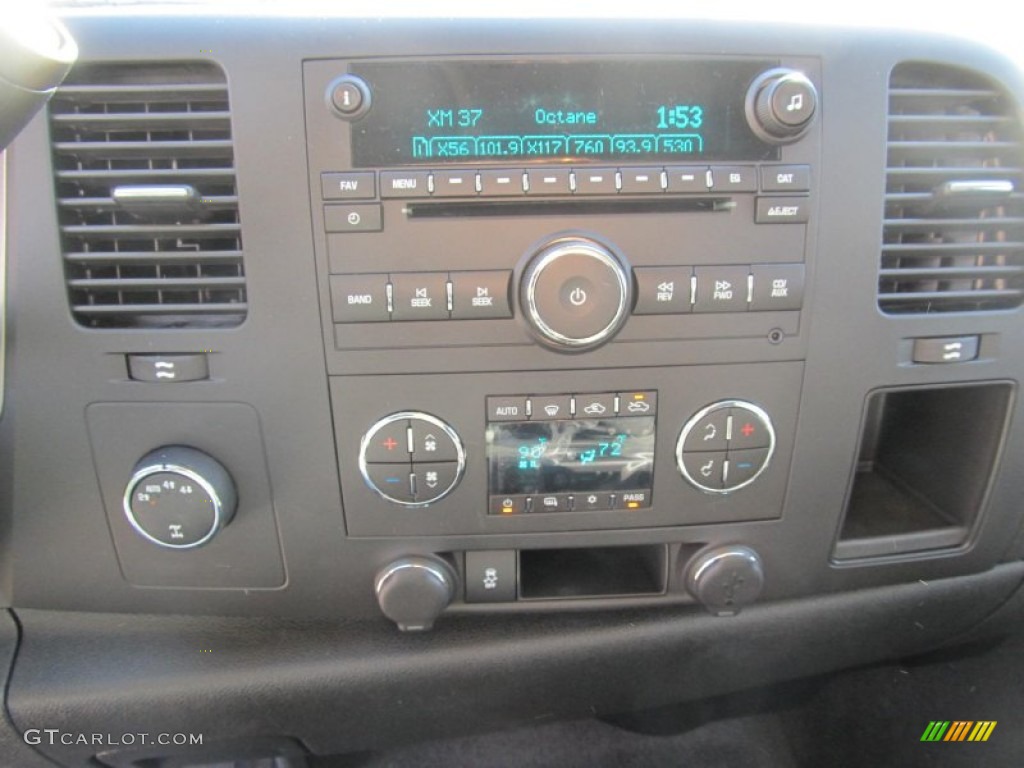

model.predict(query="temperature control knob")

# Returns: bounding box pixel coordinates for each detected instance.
[746,68,818,144]
[123,446,237,549]
[520,236,631,352]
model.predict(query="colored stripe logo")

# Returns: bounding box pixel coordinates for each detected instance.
[921,721,997,742]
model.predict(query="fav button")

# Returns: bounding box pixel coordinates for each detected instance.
[321,172,376,200]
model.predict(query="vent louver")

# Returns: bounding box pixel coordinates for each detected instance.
[49,61,246,328]
[880,62,1024,314]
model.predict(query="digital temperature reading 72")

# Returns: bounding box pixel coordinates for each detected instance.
[350,60,777,166]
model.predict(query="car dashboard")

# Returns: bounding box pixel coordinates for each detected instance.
[1,7,1024,767]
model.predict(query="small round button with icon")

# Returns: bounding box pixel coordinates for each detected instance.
[325,74,372,120]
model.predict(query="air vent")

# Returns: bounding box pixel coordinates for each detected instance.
[49,61,246,328]
[880,62,1024,314]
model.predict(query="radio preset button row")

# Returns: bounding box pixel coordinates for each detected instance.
[356,164,809,202]
[486,391,656,422]
[331,270,512,323]
[633,263,805,315]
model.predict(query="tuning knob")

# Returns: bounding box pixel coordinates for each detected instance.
[520,236,631,352]
[375,556,457,632]
[686,546,765,616]
[123,446,237,549]
[746,68,818,144]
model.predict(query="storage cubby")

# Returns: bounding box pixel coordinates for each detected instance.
[834,383,1013,560]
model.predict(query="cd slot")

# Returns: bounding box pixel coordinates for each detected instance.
[404,197,736,219]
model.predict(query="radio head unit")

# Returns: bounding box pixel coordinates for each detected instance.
[346,59,782,166]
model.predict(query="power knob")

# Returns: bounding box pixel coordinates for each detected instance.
[520,236,631,352]
[745,68,818,144]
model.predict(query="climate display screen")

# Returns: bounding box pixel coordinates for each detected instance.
[349,59,777,166]
[487,417,655,496]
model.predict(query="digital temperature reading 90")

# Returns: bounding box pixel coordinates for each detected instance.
[349,59,777,166]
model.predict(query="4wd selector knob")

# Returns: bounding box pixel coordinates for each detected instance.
[123,446,237,549]
[520,236,631,352]
[746,68,818,144]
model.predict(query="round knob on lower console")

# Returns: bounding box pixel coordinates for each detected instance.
[375,556,457,632]
[745,68,818,144]
[123,446,237,549]
[520,236,631,352]
[686,546,765,616]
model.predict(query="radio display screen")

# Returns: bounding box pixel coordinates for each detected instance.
[349,59,778,166]
[487,416,655,497]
